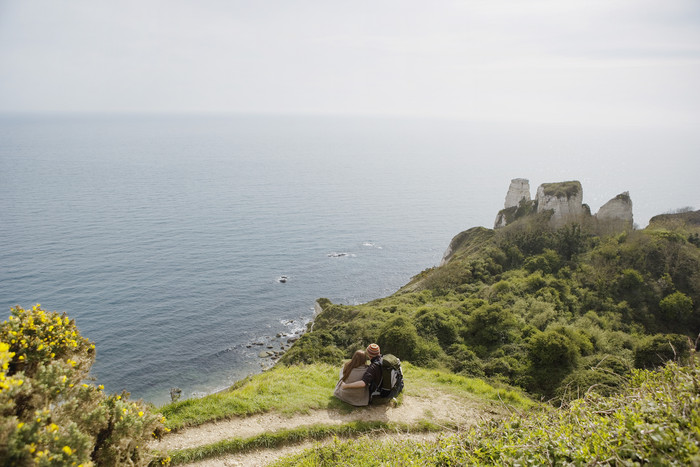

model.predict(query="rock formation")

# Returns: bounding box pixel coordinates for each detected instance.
[535,181,586,228]
[494,178,633,233]
[504,178,531,209]
[494,178,534,229]
[594,192,633,233]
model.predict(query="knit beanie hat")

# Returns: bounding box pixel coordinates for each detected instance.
[366,343,381,358]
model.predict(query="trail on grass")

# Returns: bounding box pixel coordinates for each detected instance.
[152,390,506,466]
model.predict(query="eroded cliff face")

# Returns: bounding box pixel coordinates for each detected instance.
[595,192,633,233]
[493,178,633,233]
[504,178,531,209]
[535,181,586,228]
[494,178,533,228]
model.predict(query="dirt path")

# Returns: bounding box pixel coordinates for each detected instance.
[153,391,499,466]
[182,431,444,467]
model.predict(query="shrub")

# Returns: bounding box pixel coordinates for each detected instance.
[527,328,582,396]
[633,333,690,369]
[413,309,460,348]
[524,249,560,274]
[278,331,344,365]
[463,304,520,348]
[528,329,581,370]
[377,316,419,362]
[0,305,168,466]
[447,344,484,377]
[659,291,694,321]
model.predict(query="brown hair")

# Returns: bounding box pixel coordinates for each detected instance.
[342,350,367,382]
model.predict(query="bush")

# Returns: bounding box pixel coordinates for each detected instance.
[659,291,694,321]
[377,316,419,362]
[0,305,168,466]
[413,309,460,348]
[528,329,581,370]
[447,344,484,377]
[278,331,344,366]
[633,333,690,369]
[463,304,520,348]
[524,249,561,274]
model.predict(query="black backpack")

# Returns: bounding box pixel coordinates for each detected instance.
[369,354,404,404]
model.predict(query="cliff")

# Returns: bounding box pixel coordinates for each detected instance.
[495,178,633,232]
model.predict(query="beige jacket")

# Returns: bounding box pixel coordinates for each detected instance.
[333,366,369,406]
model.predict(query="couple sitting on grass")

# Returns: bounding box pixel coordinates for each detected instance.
[334,343,403,406]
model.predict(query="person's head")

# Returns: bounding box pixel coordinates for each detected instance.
[342,349,368,381]
[366,343,381,360]
[349,349,367,368]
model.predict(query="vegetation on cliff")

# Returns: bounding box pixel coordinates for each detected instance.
[281,209,700,401]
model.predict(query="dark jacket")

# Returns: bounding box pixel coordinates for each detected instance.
[361,355,383,393]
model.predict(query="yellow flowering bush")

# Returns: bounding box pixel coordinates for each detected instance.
[0,305,169,466]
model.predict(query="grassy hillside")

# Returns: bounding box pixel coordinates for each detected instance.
[159,363,533,431]
[280,210,700,400]
[273,362,700,466]
[157,363,533,465]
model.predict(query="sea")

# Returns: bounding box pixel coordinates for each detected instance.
[1,114,698,406]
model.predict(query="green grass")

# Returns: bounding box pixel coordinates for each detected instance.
[540,181,581,199]
[272,363,700,467]
[405,364,534,409]
[159,364,342,430]
[158,362,533,431]
[167,420,446,465]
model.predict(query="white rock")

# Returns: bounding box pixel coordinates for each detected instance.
[504,178,531,209]
[595,192,633,230]
[536,181,585,228]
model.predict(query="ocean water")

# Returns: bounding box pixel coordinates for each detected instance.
[1,114,698,405]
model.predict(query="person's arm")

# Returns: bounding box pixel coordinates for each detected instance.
[341,380,366,389]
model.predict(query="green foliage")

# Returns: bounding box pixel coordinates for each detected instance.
[528,328,581,370]
[463,304,520,350]
[555,354,631,400]
[523,248,561,274]
[446,344,484,377]
[554,223,590,260]
[634,333,691,369]
[541,180,582,199]
[660,291,694,321]
[377,316,420,361]
[275,363,700,466]
[0,305,167,466]
[412,308,460,348]
[277,331,344,366]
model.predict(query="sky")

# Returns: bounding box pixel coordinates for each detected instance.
[1,0,699,127]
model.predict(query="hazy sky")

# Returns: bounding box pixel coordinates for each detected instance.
[1,0,699,127]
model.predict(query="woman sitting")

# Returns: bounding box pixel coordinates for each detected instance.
[333,350,369,406]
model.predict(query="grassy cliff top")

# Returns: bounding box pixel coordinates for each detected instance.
[540,180,582,198]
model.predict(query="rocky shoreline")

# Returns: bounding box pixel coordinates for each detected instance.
[249,331,301,362]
